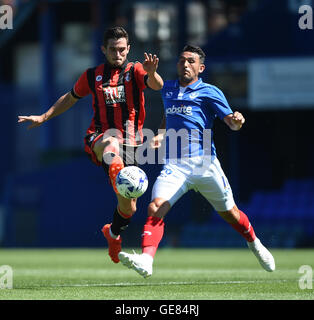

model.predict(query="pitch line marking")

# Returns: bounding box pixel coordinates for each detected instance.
[52,279,292,288]
[13,279,295,289]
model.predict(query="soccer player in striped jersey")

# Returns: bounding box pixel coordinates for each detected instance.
[118,44,275,277]
[18,27,164,264]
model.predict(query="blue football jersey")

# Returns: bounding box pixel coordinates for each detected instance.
[161,78,233,159]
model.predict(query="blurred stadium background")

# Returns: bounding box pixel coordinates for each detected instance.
[1,0,314,249]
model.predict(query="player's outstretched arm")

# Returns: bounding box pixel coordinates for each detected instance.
[143,52,164,90]
[18,91,78,129]
[224,111,245,131]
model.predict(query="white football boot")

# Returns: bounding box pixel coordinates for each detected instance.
[119,251,153,278]
[247,238,275,272]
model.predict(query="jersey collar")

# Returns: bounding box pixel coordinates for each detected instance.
[176,78,203,90]
[105,59,129,70]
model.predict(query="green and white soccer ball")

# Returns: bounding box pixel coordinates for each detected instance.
[116,166,148,199]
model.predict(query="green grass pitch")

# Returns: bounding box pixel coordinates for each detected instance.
[0,248,313,300]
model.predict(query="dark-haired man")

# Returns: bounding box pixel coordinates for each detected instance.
[18,27,164,264]
[119,45,275,277]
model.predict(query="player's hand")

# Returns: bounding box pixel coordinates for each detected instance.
[230,111,245,130]
[150,133,164,149]
[17,115,46,129]
[143,53,159,75]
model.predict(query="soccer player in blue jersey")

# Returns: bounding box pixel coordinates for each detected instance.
[119,45,275,277]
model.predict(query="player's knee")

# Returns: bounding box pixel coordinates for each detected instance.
[103,136,119,153]
[147,199,162,216]
[93,136,120,162]
[148,198,170,219]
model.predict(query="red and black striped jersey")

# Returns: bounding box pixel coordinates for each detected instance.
[72,60,148,146]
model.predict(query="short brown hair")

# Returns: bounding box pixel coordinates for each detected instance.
[103,26,129,47]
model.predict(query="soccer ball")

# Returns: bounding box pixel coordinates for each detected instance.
[116,166,148,199]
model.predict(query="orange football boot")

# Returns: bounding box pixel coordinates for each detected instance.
[102,224,122,263]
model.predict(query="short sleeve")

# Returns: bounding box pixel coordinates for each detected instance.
[133,62,148,91]
[206,86,233,120]
[73,69,91,98]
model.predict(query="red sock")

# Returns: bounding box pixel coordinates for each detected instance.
[230,210,256,242]
[142,216,165,258]
[109,156,124,194]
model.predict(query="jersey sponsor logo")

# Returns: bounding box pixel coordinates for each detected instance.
[96,75,102,81]
[103,85,126,104]
[165,104,193,116]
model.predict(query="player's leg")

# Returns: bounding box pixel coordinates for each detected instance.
[202,158,256,242]
[93,135,124,193]
[218,205,275,271]
[102,195,137,263]
[93,135,136,263]
[111,194,137,237]
[195,157,256,242]
[143,163,190,259]
[106,143,139,239]
[218,205,256,242]
[141,198,170,257]
[197,158,275,271]
[118,198,170,278]
[119,163,188,277]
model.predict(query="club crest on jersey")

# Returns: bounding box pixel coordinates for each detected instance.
[124,72,131,82]
[103,85,126,104]
[96,75,102,82]
[189,92,199,99]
